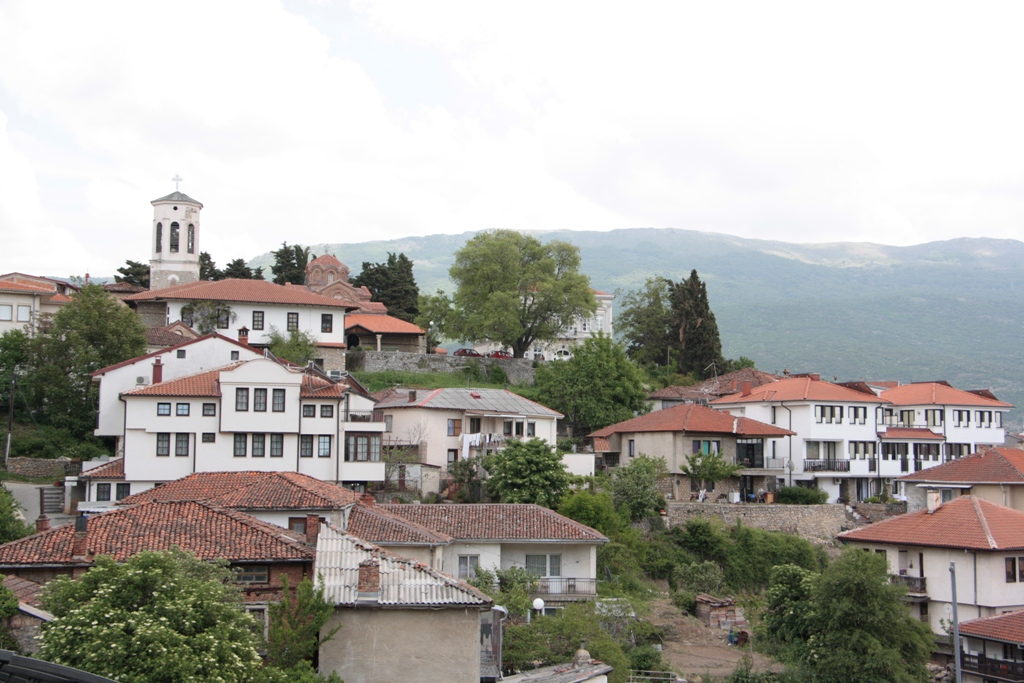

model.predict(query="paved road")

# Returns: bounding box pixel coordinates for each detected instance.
[5,481,74,528]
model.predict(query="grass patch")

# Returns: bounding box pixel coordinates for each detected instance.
[352,369,540,401]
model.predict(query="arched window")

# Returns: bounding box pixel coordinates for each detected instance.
[327,272,335,284]
[169,222,180,253]
[187,224,195,254]
[155,223,163,253]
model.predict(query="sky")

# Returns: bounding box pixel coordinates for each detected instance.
[3,0,1024,277]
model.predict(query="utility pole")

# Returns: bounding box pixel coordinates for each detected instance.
[4,367,15,470]
[950,562,962,683]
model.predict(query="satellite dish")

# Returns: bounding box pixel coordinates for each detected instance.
[944,603,953,614]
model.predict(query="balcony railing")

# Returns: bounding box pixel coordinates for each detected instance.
[889,574,927,594]
[736,457,785,470]
[345,411,378,423]
[804,459,851,472]
[962,653,1024,681]
[530,578,597,597]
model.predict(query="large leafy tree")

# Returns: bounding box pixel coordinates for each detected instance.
[761,549,934,683]
[271,242,310,285]
[669,270,724,376]
[423,230,596,358]
[350,252,419,323]
[484,438,570,508]
[114,260,150,288]
[198,252,223,281]
[616,277,673,368]
[535,334,648,437]
[223,258,265,280]
[680,448,742,494]
[610,455,667,521]
[267,327,318,365]
[266,575,340,670]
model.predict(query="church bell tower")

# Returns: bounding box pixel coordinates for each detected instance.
[149,176,202,290]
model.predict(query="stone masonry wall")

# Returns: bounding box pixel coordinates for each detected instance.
[666,502,846,546]
[6,458,72,480]
[353,350,536,385]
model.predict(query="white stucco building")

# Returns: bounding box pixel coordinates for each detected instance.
[0,274,76,336]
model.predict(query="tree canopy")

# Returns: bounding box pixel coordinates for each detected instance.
[680,447,742,494]
[181,300,235,335]
[484,438,570,508]
[421,230,596,357]
[223,258,265,280]
[115,260,150,288]
[350,252,419,323]
[535,334,648,437]
[271,243,311,285]
[610,456,667,521]
[615,277,673,368]
[198,252,223,281]
[267,327,318,366]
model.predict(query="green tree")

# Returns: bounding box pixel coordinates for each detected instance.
[431,230,597,358]
[0,487,32,544]
[616,277,673,368]
[266,575,340,670]
[484,438,570,508]
[271,242,307,285]
[680,448,742,494]
[198,252,223,281]
[223,258,264,280]
[669,270,724,376]
[610,455,667,521]
[0,330,31,422]
[415,290,454,352]
[469,566,536,619]
[351,252,420,323]
[39,549,264,683]
[180,300,235,335]
[557,489,625,537]
[535,334,648,437]
[0,580,20,651]
[114,260,150,289]
[267,327,318,366]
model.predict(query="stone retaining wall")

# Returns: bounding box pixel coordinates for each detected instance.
[666,501,846,546]
[6,457,73,480]
[353,350,536,385]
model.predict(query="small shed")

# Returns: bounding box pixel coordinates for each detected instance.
[695,593,748,631]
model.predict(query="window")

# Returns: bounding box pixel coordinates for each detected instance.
[252,434,266,457]
[997,412,1004,428]
[385,415,392,432]
[169,222,179,252]
[214,309,229,329]
[270,434,283,457]
[1008,557,1018,583]
[0,305,10,321]
[155,222,162,253]
[690,477,715,492]
[814,405,843,424]
[503,421,513,436]
[976,411,993,427]
[925,409,943,427]
[115,483,131,500]
[770,406,777,425]
[16,306,30,322]
[469,417,481,433]
[187,224,194,254]
[447,449,459,464]
[914,443,940,461]
[882,442,909,460]
[628,439,635,457]
[157,403,171,416]
[234,434,247,457]
[235,388,249,411]
[202,403,216,416]
[287,312,299,331]
[848,442,877,459]
[898,409,914,426]
[882,408,896,425]
[321,314,333,333]
[253,388,267,412]
[202,433,216,443]
[946,443,970,459]
[231,351,240,361]
[318,435,332,457]
[235,566,269,584]
[177,349,187,359]
[300,435,314,457]
[849,406,867,424]
[345,434,381,461]
[289,517,309,534]
[272,389,285,412]
[692,440,721,455]
[527,421,536,437]
[941,489,953,503]
[156,433,170,456]
[96,483,111,501]
[736,438,764,467]
[303,405,316,417]
[458,555,479,579]
[525,554,561,577]
[175,434,189,456]
[176,403,190,416]
[448,419,461,437]
[320,405,334,418]
[515,421,524,437]
[252,311,264,330]
[953,410,970,427]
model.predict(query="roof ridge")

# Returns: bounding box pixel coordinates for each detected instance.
[973,496,999,549]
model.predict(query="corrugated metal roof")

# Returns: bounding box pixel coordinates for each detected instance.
[315,525,491,607]
[376,388,562,418]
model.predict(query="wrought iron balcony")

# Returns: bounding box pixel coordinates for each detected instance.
[962,653,1024,681]
[803,459,851,472]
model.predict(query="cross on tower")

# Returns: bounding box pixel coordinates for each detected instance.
[171,174,183,191]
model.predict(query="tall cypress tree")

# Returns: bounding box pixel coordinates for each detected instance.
[669,269,724,376]
[271,242,305,284]
[351,252,420,323]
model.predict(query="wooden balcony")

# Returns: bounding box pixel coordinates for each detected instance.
[962,653,1024,681]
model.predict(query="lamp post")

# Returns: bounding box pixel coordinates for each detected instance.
[532,597,545,623]
[950,562,962,683]
[4,366,17,470]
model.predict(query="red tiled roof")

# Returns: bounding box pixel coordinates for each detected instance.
[589,403,794,439]
[959,609,1024,643]
[145,326,197,347]
[80,458,124,480]
[593,437,611,452]
[882,382,1012,408]
[371,387,408,404]
[301,373,348,398]
[103,282,147,294]
[378,504,608,543]
[0,501,314,566]
[899,447,1024,484]
[347,505,453,546]
[118,471,359,510]
[712,376,889,405]
[345,313,424,335]
[91,333,257,377]
[0,280,53,293]
[121,364,238,397]
[838,496,1024,551]
[879,428,944,441]
[2,575,44,607]
[124,278,358,309]
[308,254,343,267]
[48,293,72,303]
[650,369,781,401]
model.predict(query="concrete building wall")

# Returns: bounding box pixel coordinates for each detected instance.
[165,300,348,348]
[320,607,483,683]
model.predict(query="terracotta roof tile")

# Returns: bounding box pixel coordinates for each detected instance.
[2,575,44,607]
[103,282,147,294]
[378,504,608,543]
[593,437,611,452]
[0,501,314,566]
[650,369,781,401]
[121,364,238,397]
[959,609,1024,643]
[0,281,53,293]
[899,447,1024,484]
[347,505,453,545]
[145,326,197,347]
[879,427,945,440]
[345,313,424,335]
[119,471,360,510]
[301,373,348,398]
[80,458,124,480]
[124,278,358,309]
[308,254,343,267]
[713,376,889,405]
[882,382,1012,408]
[838,496,1024,551]
[48,293,72,303]
[589,403,794,438]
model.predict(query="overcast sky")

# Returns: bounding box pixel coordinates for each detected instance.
[3,0,1024,277]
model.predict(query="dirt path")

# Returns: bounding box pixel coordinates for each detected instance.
[646,597,782,681]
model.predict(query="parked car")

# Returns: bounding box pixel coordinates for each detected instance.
[553,349,573,361]
[453,348,483,357]
[488,350,513,359]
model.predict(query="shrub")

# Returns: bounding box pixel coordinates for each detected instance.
[672,590,697,614]
[627,644,665,673]
[673,560,724,595]
[487,364,508,385]
[775,486,828,505]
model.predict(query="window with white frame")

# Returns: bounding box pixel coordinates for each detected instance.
[976,411,993,427]
[815,405,843,424]
[849,406,867,424]
[953,410,970,427]
[458,555,479,579]
[16,306,30,322]
[525,554,561,578]
[527,421,536,437]
[345,434,381,461]
[0,305,11,321]
[925,409,943,427]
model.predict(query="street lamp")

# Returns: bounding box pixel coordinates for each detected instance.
[532,597,545,618]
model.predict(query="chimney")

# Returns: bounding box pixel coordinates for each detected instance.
[360,492,376,507]
[237,326,249,345]
[926,489,942,514]
[741,381,752,397]
[72,515,88,557]
[152,357,163,384]
[305,514,321,546]
[408,390,417,403]
[357,558,381,602]
[35,514,50,533]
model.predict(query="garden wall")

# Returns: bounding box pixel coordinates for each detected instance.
[352,350,536,385]
[666,502,846,546]
[5,457,74,480]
